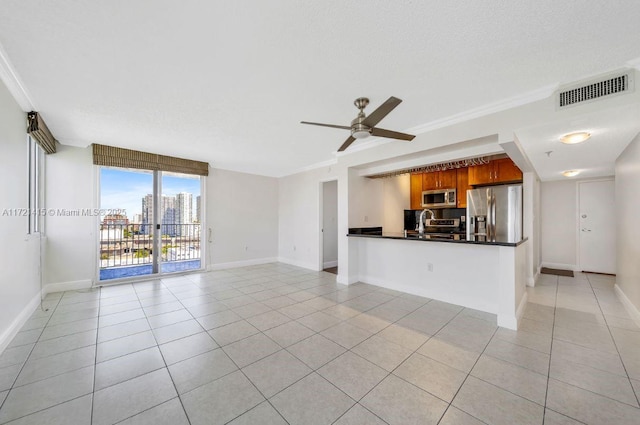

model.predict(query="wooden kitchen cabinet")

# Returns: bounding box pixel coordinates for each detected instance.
[468,158,522,186]
[493,158,523,183]
[422,169,457,190]
[468,163,493,186]
[439,169,457,188]
[421,172,438,190]
[410,173,423,210]
[456,168,471,208]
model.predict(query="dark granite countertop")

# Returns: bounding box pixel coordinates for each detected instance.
[348,232,528,247]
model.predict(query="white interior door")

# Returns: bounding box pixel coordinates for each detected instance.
[578,180,616,274]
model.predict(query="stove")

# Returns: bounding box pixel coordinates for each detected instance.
[424,219,460,227]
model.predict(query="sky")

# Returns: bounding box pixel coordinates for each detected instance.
[100,167,201,221]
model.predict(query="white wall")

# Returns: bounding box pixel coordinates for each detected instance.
[322,180,338,268]
[615,132,640,314]
[540,179,578,269]
[45,145,96,288]
[523,172,542,285]
[278,165,338,270]
[382,174,410,234]
[0,80,41,353]
[41,151,279,280]
[348,173,384,228]
[207,168,279,268]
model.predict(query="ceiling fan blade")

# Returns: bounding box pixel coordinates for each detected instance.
[300,121,351,130]
[362,96,402,127]
[338,136,356,152]
[370,127,415,141]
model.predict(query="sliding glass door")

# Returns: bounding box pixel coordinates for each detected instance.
[159,172,202,274]
[99,167,203,281]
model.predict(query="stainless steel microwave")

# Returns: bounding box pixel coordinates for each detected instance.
[422,189,456,208]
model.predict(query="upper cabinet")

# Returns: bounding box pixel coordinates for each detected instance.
[410,173,423,210]
[493,158,523,183]
[456,169,470,208]
[468,158,522,186]
[422,169,457,190]
[409,158,521,210]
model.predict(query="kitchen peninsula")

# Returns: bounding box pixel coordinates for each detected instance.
[348,232,528,330]
[347,155,528,330]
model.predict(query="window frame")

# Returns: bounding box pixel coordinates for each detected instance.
[28,135,44,234]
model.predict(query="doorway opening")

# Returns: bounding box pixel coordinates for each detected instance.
[321,180,338,274]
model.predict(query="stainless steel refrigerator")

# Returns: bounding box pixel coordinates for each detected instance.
[466,184,523,243]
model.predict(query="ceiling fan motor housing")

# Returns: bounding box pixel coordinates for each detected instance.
[351,98,371,138]
[351,117,371,139]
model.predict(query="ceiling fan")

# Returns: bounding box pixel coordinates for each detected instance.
[301,96,416,152]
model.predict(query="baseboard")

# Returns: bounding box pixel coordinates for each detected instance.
[336,274,358,285]
[541,262,577,271]
[277,257,320,272]
[323,260,338,269]
[516,291,529,323]
[614,284,640,328]
[208,257,278,271]
[527,266,542,287]
[0,290,42,355]
[43,279,93,296]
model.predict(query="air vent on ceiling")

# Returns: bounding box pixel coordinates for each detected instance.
[558,73,632,108]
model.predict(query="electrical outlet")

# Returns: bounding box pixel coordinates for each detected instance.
[293,245,296,251]
[364,215,369,222]
[245,246,248,251]
[427,263,433,272]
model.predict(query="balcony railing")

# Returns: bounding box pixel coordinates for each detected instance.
[99,223,201,270]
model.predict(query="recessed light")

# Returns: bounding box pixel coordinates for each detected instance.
[562,170,580,177]
[560,132,591,144]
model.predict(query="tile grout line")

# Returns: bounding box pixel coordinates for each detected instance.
[137,278,195,425]
[584,273,640,409]
[434,324,499,425]
[325,299,472,423]
[0,292,64,421]
[90,286,103,425]
[541,273,559,424]
[323,290,429,425]
[215,283,411,425]
[4,266,552,425]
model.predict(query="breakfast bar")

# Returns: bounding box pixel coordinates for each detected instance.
[348,232,529,330]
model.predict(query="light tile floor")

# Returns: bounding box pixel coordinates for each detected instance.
[0,264,639,424]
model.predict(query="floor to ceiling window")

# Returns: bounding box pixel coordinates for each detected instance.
[159,171,202,274]
[99,167,203,281]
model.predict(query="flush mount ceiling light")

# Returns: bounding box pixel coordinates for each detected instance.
[562,170,580,177]
[560,131,591,144]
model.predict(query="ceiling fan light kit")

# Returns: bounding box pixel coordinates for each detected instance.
[301,96,416,151]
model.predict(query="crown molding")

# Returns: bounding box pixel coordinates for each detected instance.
[281,85,559,177]
[0,42,35,111]
[277,157,337,178]
[626,57,640,71]
[334,84,558,159]
[408,84,558,135]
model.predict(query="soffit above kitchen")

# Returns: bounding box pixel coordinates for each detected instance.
[1,1,640,177]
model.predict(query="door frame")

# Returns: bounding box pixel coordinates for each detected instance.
[94,166,207,286]
[575,177,615,273]
[318,178,338,272]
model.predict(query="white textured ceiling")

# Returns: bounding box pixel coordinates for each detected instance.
[1,1,640,177]
[515,102,640,181]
